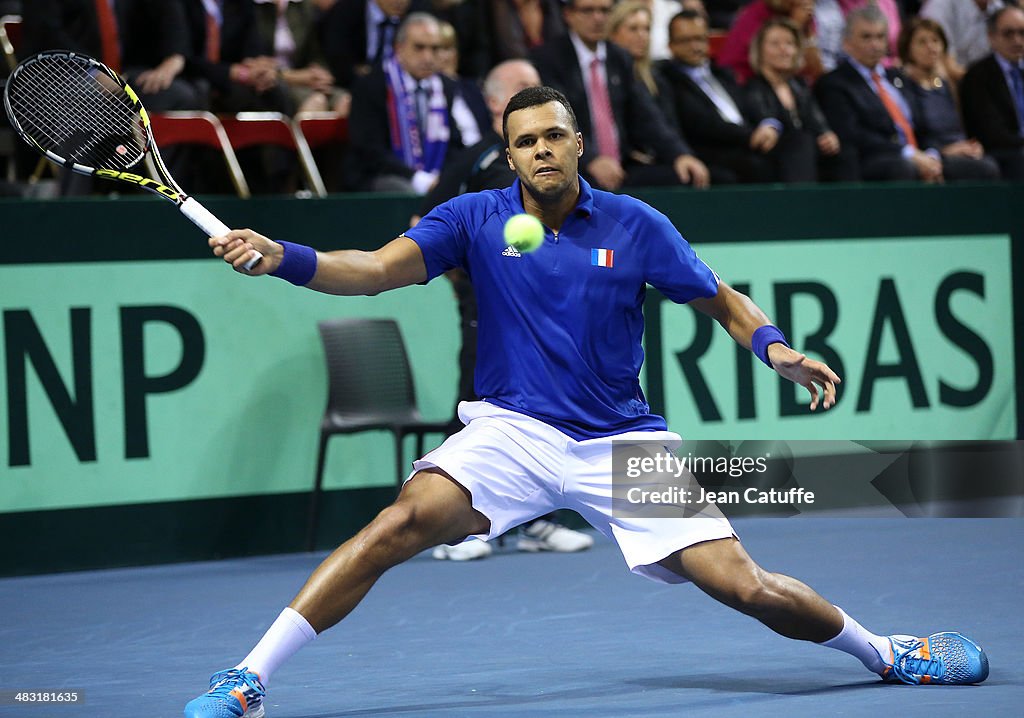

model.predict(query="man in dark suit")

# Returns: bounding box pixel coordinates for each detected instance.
[456,0,567,81]
[23,0,200,112]
[179,0,292,114]
[22,0,202,195]
[529,0,709,191]
[815,6,941,182]
[346,12,470,193]
[961,5,1024,180]
[817,5,996,182]
[659,9,780,184]
[320,0,414,90]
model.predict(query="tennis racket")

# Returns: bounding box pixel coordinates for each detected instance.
[3,50,261,270]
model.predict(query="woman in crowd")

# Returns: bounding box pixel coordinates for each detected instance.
[744,18,840,181]
[897,17,998,178]
[608,1,681,156]
[717,0,823,84]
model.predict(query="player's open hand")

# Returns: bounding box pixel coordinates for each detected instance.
[209,229,280,275]
[767,344,841,411]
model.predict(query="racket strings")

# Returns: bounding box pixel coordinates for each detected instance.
[9,76,144,170]
[7,54,147,170]
[39,56,145,165]
[24,55,144,159]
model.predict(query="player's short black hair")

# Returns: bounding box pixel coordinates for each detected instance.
[502,86,579,147]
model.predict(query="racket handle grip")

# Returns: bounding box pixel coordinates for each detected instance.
[181,197,264,271]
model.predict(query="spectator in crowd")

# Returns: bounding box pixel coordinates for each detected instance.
[659,9,780,183]
[840,0,901,63]
[250,0,347,114]
[418,59,541,215]
[815,0,847,72]
[960,4,1024,180]
[437,19,488,143]
[472,0,567,71]
[898,16,998,179]
[415,0,487,79]
[385,1,562,82]
[816,0,904,75]
[180,0,292,115]
[745,18,842,181]
[175,0,299,195]
[680,0,710,15]
[921,0,1005,69]
[816,5,998,182]
[22,0,200,195]
[608,1,656,95]
[705,0,747,30]
[531,0,709,190]
[320,0,412,89]
[816,5,937,182]
[680,0,711,19]
[638,0,685,62]
[23,0,201,112]
[717,0,823,84]
[608,1,681,138]
[345,12,472,193]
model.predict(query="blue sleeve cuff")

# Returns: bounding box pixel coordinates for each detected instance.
[269,241,318,286]
[752,325,790,368]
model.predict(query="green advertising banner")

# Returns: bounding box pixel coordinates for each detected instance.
[1,235,1013,515]
[1,261,459,512]
[651,235,1016,440]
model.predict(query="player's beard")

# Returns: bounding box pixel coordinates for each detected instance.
[517,167,577,206]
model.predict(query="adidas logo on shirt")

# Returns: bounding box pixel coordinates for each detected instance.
[501,245,522,258]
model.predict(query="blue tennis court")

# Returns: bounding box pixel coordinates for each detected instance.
[1,517,1020,717]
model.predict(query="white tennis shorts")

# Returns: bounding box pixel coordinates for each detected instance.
[409,401,736,584]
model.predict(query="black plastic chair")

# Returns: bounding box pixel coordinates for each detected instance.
[307,318,450,550]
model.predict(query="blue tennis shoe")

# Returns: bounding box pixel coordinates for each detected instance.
[880,632,989,685]
[184,667,266,718]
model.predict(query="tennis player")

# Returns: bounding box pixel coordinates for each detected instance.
[185,86,988,718]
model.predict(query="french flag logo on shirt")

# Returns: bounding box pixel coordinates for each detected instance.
[591,248,614,268]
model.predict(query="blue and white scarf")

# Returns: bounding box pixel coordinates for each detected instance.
[385,58,450,173]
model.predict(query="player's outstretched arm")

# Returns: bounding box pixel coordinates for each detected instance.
[690,281,842,411]
[209,230,428,295]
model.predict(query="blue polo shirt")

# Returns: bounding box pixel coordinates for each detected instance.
[404,177,720,440]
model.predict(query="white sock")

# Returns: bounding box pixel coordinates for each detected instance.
[235,607,318,685]
[820,606,891,675]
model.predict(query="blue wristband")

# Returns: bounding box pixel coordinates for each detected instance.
[270,241,317,286]
[751,325,789,368]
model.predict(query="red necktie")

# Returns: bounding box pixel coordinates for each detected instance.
[871,71,917,149]
[94,0,121,72]
[205,7,221,63]
[589,57,620,161]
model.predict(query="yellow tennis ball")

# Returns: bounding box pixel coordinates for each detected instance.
[503,213,544,253]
